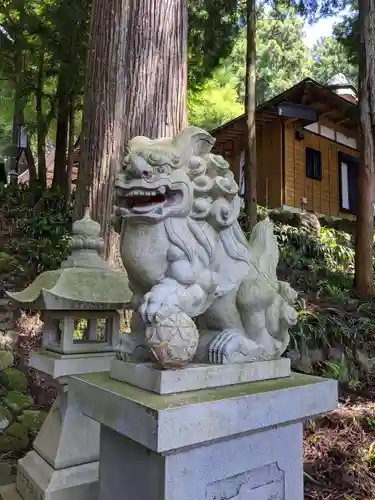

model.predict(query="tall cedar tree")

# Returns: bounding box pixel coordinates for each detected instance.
[76,0,188,257]
[355,0,375,295]
[244,0,257,230]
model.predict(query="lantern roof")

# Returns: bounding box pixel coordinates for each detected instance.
[7,209,132,310]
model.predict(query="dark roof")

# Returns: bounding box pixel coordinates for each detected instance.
[42,78,358,170]
[211,77,358,141]
[327,73,356,91]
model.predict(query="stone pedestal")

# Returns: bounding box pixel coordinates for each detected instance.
[0,350,115,500]
[110,358,291,394]
[69,367,338,500]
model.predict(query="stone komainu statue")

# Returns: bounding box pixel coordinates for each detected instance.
[113,126,297,364]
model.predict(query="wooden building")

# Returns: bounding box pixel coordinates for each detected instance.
[211,76,360,219]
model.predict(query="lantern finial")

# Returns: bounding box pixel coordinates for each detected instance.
[63,210,106,269]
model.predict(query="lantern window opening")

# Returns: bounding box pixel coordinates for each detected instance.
[40,311,119,355]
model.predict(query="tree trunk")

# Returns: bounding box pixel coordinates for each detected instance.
[36,46,47,189]
[244,0,257,232]
[10,46,25,183]
[355,0,375,295]
[52,67,70,194]
[66,95,76,207]
[25,143,37,185]
[76,0,188,257]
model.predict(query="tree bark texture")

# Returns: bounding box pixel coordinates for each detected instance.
[25,144,37,185]
[36,47,47,188]
[8,0,37,185]
[11,47,27,182]
[76,0,188,257]
[355,0,375,295]
[66,96,76,206]
[244,0,257,232]
[11,50,24,162]
[52,67,70,193]
[10,0,24,179]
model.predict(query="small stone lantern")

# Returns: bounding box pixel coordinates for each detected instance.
[1,209,132,500]
[7,208,132,355]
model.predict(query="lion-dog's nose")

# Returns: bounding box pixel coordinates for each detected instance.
[127,154,153,179]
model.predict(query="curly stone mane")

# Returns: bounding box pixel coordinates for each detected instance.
[185,153,241,230]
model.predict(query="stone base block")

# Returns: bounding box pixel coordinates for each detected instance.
[29,351,115,379]
[33,388,100,470]
[70,372,338,500]
[3,451,99,500]
[0,484,22,500]
[110,358,291,394]
[100,421,300,500]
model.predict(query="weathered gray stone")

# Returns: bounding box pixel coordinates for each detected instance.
[110,358,291,394]
[357,349,375,374]
[2,211,134,500]
[100,423,295,500]
[70,372,337,453]
[7,211,132,358]
[6,211,132,313]
[0,451,99,500]
[298,212,321,234]
[69,371,338,500]
[33,385,100,470]
[29,351,115,379]
[0,484,21,499]
[328,346,345,360]
[114,127,298,366]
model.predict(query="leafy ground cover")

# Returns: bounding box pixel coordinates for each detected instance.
[270,215,375,499]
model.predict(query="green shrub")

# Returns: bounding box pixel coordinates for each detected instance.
[0,368,28,392]
[0,185,72,278]
[274,224,354,274]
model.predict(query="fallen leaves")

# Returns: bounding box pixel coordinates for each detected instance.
[304,395,375,499]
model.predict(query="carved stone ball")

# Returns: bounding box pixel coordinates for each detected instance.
[145,312,199,369]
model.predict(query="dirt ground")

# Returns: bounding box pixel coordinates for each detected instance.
[304,386,375,500]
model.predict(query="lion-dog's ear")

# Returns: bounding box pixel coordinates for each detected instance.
[172,126,215,166]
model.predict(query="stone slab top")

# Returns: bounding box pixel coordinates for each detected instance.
[69,371,338,453]
[110,358,291,394]
[29,350,115,379]
[34,350,116,360]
